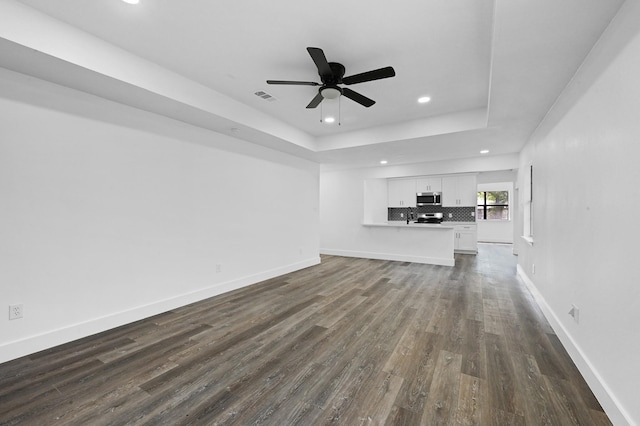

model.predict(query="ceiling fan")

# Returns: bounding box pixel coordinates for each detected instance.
[267,47,396,109]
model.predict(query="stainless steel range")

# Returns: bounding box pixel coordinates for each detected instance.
[415,212,443,223]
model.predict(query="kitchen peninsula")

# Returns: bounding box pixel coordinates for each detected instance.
[361,222,455,266]
[358,173,478,266]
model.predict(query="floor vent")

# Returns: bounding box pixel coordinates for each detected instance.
[254,90,277,102]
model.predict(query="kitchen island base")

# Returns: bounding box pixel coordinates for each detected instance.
[321,222,455,266]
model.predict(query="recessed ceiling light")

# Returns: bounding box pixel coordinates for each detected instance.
[324,117,335,123]
[480,150,490,154]
[122,0,139,4]
[418,96,431,104]
[380,160,388,165]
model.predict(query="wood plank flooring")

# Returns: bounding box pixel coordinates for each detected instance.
[0,244,611,425]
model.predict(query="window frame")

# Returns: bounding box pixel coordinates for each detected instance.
[477,190,510,221]
[522,164,534,244]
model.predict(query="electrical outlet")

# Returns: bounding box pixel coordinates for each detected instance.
[532,264,536,274]
[9,304,23,320]
[216,264,221,273]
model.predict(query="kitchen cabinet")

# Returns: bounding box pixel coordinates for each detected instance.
[416,177,442,193]
[442,175,477,207]
[388,178,416,207]
[454,224,477,253]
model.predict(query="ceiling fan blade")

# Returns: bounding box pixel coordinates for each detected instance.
[266,80,320,86]
[306,92,324,109]
[307,47,333,79]
[342,66,396,85]
[342,87,375,107]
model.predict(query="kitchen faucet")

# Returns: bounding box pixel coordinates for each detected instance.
[407,207,414,224]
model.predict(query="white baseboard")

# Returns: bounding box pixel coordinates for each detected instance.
[0,257,320,364]
[516,265,634,426]
[320,248,454,266]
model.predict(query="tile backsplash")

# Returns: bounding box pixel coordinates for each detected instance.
[388,206,476,222]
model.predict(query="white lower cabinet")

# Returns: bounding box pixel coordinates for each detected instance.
[454,224,477,253]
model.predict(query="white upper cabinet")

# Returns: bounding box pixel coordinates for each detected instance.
[416,177,442,193]
[387,174,476,208]
[388,178,417,207]
[457,175,477,206]
[442,175,477,207]
[441,178,457,206]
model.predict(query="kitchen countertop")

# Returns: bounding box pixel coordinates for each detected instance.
[363,222,454,229]
[365,221,476,228]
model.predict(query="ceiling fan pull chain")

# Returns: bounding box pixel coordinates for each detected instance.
[339,96,342,126]
[320,101,323,123]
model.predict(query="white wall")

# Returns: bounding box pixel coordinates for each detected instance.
[320,154,519,256]
[516,2,640,424]
[0,69,320,363]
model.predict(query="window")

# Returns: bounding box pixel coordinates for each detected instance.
[477,191,509,220]
[523,165,534,243]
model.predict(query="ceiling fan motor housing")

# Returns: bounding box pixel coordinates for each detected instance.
[323,62,346,84]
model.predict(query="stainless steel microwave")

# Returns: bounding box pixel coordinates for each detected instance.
[416,192,441,206]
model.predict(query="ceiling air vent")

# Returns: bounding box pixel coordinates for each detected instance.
[254,90,277,102]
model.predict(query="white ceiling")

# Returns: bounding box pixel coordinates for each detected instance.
[1,0,625,169]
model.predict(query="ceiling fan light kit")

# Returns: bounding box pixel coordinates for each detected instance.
[267,47,396,113]
[320,86,342,99]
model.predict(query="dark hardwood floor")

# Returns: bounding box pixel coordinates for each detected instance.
[0,245,611,425]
